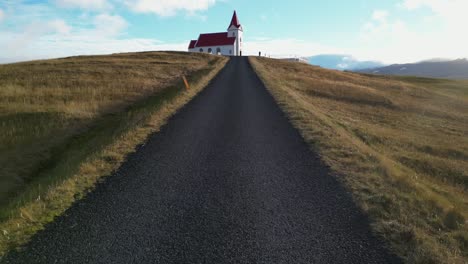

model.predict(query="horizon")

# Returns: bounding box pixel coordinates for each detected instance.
[1,0,467,64]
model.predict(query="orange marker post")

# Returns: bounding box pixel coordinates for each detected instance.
[182,76,190,90]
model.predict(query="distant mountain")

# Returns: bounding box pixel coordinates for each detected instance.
[419,58,451,63]
[357,59,468,79]
[308,54,385,70]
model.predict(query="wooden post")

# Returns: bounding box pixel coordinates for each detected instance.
[182,76,190,90]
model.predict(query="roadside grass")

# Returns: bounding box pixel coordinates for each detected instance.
[249,57,468,263]
[0,52,228,256]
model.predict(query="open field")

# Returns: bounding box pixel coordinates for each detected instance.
[0,52,228,255]
[250,57,468,263]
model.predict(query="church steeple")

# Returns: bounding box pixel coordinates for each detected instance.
[228,10,242,30]
[227,10,243,56]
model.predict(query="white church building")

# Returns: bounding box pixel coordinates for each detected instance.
[188,11,243,56]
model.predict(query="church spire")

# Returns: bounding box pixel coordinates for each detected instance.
[228,10,241,30]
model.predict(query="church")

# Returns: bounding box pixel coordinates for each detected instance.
[188,11,243,56]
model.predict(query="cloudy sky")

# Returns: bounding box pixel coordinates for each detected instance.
[0,0,467,64]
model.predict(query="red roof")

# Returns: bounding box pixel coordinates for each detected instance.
[228,11,241,29]
[194,32,236,47]
[188,40,197,49]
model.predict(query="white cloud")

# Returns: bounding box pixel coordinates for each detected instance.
[125,0,217,16]
[92,14,128,37]
[0,12,183,63]
[3,19,72,56]
[55,0,110,10]
[400,0,468,27]
[358,16,414,62]
[372,10,388,22]
[354,2,468,63]
[401,0,468,11]
[48,19,72,34]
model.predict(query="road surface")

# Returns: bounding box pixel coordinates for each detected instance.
[3,57,401,264]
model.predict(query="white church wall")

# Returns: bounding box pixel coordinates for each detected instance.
[228,28,242,56]
[189,44,236,56]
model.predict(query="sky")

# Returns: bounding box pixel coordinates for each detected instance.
[0,0,467,64]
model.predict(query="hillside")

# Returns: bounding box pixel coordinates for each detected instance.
[358,59,468,79]
[0,52,228,255]
[250,57,468,263]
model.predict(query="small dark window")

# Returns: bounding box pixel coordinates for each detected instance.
[216,47,221,54]
[208,48,212,54]
[199,48,203,52]
[229,50,232,54]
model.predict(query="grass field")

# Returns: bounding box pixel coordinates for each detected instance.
[0,51,228,256]
[250,57,468,263]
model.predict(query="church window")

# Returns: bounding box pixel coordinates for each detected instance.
[208,48,212,54]
[199,48,204,52]
[216,48,221,54]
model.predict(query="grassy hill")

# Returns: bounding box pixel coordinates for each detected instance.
[250,57,468,263]
[0,51,228,255]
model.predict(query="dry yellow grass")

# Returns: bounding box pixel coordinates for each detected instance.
[0,51,218,208]
[0,52,228,256]
[250,57,468,263]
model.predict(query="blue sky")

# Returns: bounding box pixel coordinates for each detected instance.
[0,0,467,63]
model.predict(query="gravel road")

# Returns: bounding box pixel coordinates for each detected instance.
[3,57,402,264]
